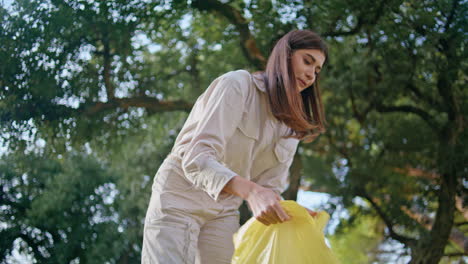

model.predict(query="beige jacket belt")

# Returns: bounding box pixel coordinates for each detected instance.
[166,69,300,202]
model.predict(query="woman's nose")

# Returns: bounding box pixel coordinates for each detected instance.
[305,67,315,81]
[305,71,315,83]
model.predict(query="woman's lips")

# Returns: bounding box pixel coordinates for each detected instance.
[298,79,306,86]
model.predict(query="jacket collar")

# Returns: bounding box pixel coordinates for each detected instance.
[251,72,267,93]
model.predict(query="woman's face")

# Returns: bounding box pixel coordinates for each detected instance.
[291,49,325,92]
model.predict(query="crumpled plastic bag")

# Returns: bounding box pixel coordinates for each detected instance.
[231,200,340,264]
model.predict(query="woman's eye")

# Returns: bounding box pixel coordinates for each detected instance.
[303,59,311,65]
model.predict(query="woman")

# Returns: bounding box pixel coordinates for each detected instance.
[142,30,327,264]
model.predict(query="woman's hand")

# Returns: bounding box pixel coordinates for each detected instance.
[245,184,291,226]
[222,176,290,226]
[304,207,318,217]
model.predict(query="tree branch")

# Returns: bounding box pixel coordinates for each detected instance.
[401,205,467,252]
[347,83,372,125]
[324,132,352,167]
[401,43,444,109]
[322,0,386,37]
[3,96,193,125]
[443,252,467,257]
[392,166,438,181]
[191,0,266,69]
[102,31,115,100]
[435,0,464,143]
[322,16,364,37]
[355,187,416,246]
[79,96,193,116]
[405,82,442,109]
[443,0,459,35]
[374,103,439,131]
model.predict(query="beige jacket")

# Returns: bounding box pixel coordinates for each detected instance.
[167,69,300,205]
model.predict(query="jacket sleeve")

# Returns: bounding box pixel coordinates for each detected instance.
[181,71,250,201]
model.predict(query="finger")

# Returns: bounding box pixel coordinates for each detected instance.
[266,213,280,224]
[266,206,282,224]
[256,216,270,226]
[261,210,278,225]
[273,203,291,222]
[305,208,318,217]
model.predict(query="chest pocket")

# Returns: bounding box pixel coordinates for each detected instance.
[274,137,298,163]
[237,112,260,141]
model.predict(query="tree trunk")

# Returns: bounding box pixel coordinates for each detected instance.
[408,142,459,263]
[283,151,302,201]
[239,201,251,225]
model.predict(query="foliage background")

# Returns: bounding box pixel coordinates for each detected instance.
[0,0,466,263]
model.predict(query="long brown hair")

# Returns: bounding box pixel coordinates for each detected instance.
[263,30,328,143]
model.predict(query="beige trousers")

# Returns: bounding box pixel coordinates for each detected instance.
[142,157,242,264]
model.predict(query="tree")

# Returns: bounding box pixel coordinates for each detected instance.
[1,0,466,263]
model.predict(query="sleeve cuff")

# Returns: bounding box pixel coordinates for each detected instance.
[185,158,239,201]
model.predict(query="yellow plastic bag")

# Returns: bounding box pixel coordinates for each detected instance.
[232,200,340,264]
